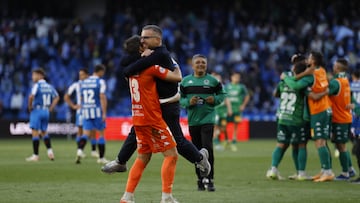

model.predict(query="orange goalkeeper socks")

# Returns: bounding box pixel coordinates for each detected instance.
[125,158,146,193]
[161,156,178,193]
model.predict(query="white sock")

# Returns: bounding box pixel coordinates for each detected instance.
[341,172,349,177]
[162,192,172,200]
[298,170,305,176]
[122,192,134,200]
[323,169,333,175]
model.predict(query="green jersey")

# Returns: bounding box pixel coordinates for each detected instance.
[225,83,248,113]
[283,75,315,122]
[284,75,314,91]
[215,101,228,118]
[276,79,306,126]
[180,73,226,126]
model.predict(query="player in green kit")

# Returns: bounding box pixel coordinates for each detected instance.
[284,51,334,182]
[225,72,250,151]
[211,72,232,151]
[266,56,311,180]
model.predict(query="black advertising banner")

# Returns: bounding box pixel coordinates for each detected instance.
[0,120,77,139]
[0,119,275,139]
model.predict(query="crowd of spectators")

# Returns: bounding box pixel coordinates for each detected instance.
[1,0,360,121]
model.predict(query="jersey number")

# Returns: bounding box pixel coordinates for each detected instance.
[280,92,296,112]
[130,78,140,102]
[82,89,95,104]
[42,94,51,106]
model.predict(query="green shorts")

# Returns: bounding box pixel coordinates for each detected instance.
[331,123,351,144]
[310,109,331,140]
[215,114,227,127]
[227,112,242,123]
[277,123,309,144]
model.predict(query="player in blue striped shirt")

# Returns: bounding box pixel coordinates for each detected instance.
[76,64,109,164]
[64,68,100,159]
[26,68,59,162]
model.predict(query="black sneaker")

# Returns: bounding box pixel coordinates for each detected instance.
[207,180,215,192]
[197,179,205,191]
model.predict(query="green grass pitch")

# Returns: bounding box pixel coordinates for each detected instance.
[0,139,359,203]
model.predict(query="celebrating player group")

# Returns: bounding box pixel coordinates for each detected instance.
[266,51,360,183]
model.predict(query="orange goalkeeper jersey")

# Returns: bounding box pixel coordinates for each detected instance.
[308,67,331,115]
[129,65,169,126]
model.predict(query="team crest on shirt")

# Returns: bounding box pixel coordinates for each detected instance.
[204,79,209,85]
[159,67,166,73]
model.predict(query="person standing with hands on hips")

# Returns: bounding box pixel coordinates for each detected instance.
[64,68,100,159]
[76,64,109,164]
[180,54,226,192]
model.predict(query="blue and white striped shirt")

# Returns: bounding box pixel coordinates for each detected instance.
[31,79,58,109]
[80,75,106,119]
[351,81,360,104]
